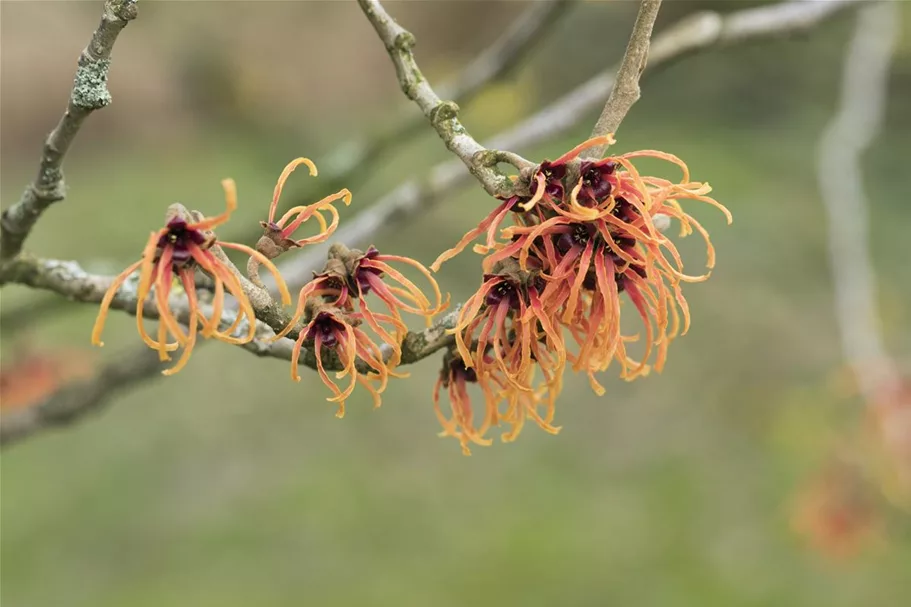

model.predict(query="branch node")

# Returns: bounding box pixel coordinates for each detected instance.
[430,100,460,126]
[394,30,416,51]
[473,150,500,168]
[112,0,139,22]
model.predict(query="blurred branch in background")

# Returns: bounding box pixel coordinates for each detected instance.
[0,342,96,412]
[0,0,871,447]
[0,295,74,336]
[815,1,910,500]
[488,0,868,151]
[589,0,662,156]
[0,345,161,447]
[0,0,138,260]
[817,0,900,405]
[434,0,573,107]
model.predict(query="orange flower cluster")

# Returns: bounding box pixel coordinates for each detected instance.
[271,251,445,417]
[92,158,446,416]
[432,135,732,454]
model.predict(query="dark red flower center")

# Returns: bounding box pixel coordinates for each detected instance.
[484,276,522,310]
[537,161,566,201]
[449,358,478,383]
[578,160,617,205]
[158,218,207,266]
[556,223,596,254]
[306,311,346,348]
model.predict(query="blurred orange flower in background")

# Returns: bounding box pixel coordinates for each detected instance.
[791,457,882,560]
[0,345,96,411]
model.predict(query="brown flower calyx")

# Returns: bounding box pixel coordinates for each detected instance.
[255,220,301,260]
[438,347,478,387]
[487,257,542,293]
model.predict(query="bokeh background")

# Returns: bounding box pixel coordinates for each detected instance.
[2,1,910,605]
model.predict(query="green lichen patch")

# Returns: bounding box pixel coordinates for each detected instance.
[72,59,113,109]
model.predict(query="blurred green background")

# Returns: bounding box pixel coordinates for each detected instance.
[2,1,910,606]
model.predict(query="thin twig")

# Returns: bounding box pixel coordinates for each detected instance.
[588,0,662,157]
[356,0,534,196]
[0,0,138,260]
[816,1,901,404]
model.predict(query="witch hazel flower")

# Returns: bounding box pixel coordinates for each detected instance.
[430,258,565,453]
[92,178,290,374]
[433,346,562,455]
[452,259,565,390]
[433,350,499,456]
[275,243,446,368]
[255,157,352,261]
[286,298,392,418]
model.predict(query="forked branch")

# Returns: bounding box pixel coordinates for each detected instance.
[356,0,534,196]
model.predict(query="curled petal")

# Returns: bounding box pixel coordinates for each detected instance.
[162,269,200,376]
[431,199,512,271]
[189,178,237,232]
[91,259,143,347]
[269,157,318,224]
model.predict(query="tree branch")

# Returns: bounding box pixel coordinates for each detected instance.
[0,0,138,260]
[589,0,662,156]
[356,0,534,196]
[0,253,460,377]
[0,295,74,336]
[0,0,868,446]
